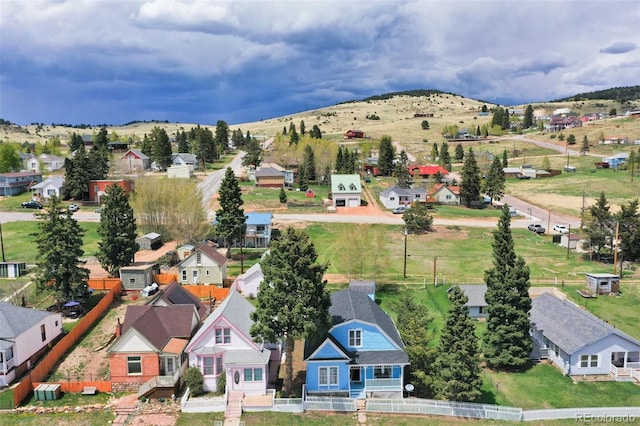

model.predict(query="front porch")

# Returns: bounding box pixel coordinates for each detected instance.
[609,351,640,382]
[348,365,403,398]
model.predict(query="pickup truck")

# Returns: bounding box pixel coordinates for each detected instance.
[527,224,546,234]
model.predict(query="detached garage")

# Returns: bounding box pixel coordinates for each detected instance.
[136,232,163,250]
[330,174,362,208]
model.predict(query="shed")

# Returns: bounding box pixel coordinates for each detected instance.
[0,261,27,278]
[305,188,315,198]
[136,232,163,250]
[119,263,160,290]
[455,285,487,318]
[586,273,619,295]
[560,234,581,249]
[176,244,195,260]
[348,280,376,300]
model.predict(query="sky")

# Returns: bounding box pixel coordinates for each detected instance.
[1,0,639,127]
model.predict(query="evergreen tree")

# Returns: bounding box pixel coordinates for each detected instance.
[523,105,534,129]
[282,126,287,136]
[177,130,189,153]
[403,202,434,234]
[483,156,505,205]
[501,108,511,130]
[94,127,109,151]
[301,144,317,181]
[567,134,576,145]
[491,107,504,128]
[141,134,152,157]
[580,136,590,155]
[33,195,90,303]
[393,150,413,189]
[322,165,331,185]
[476,125,481,136]
[440,141,452,171]
[481,104,488,113]
[421,120,430,130]
[430,143,439,161]
[299,120,306,136]
[241,137,263,168]
[310,124,322,139]
[454,144,464,161]
[97,183,139,276]
[433,286,482,401]
[279,186,287,204]
[460,148,482,207]
[215,167,245,257]
[69,132,84,152]
[214,120,230,160]
[335,146,344,173]
[502,149,508,167]
[289,127,299,145]
[393,294,436,397]
[245,130,252,145]
[583,192,615,260]
[629,150,637,181]
[149,126,173,170]
[378,135,395,176]
[483,205,532,370]
[616,199,640,262]
[251,227,330,395]
[231,129,245,149]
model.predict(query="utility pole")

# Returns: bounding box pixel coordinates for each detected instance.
[613,222,620,275]
[403,228,408,279]
[433,256,438,286]
[566,224,571,259]
[0,221,5,262]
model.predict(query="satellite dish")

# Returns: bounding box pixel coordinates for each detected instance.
[405,383,414,392]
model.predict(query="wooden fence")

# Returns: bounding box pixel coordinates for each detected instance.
[181,285,229,301]
[87,278,122,291]
[10,282,123,408]
[154,273,177,285]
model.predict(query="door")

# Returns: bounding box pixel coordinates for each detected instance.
[231,368,243,391]
[192,270,198,284]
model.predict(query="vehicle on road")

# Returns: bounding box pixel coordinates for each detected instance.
[392,206,408,214]
[527,223,546,234]
[553,224,569,234]
[21,200,43,209]
[68,204,80,212]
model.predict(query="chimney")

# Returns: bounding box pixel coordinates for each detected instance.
[116,318,122,337]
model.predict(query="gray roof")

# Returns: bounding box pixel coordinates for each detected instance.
[379,186,426,197]
[190,290,254,345]
[330,289,404,350]
[222,349,271,365]
[456,285,487,307]
[172,153,197,163]
[349,280,376,294]
[31,176,65,189]
[0,302,56,338]
[531,293,640,355]
[255,166,284,178]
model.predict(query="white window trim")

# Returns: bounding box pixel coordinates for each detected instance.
[318,366,338,386]
[348,329,362,348]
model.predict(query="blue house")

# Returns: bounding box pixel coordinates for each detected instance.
[244,212,273,248]
[0,172,42,196]
[304,289,409,399]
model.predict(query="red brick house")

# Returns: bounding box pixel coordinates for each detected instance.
[107,304,199,396]
[88,179,133,204]
[344,129,365,139]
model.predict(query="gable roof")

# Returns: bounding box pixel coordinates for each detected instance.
[121,149,149,160]
[329,289,404,349]
[186,290,256,352]
[31,176,65,190]
[152,281,208,320]
[379,186,427,198]
[255,166,284,178]
[245,212,273,226]
[456,285,487,307]
[120,304,195,351]
[192,243,228,266]
[531,292,640,355]
[0,302,57,338]
[430,183,460,196]
[409,165,449,176]
[172,153,197,163]
[331,174,362,193]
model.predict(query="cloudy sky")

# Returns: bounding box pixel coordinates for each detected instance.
[1,0,639,126]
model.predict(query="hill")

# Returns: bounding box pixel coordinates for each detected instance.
[553,85,640,103]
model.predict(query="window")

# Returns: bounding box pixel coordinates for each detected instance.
[338,184,345,191]
[40,324,46,342]
[374,366,392,378]
[348,329,362,347]
[129,278,136,284]
[244,368,263,382]
[580,355,598,368]
[215,328,231,344]
[349,183,356,190]
[182,270,187,281]
[216,355,223,375]
[205,270,210,276]
[55,320,59,327]
[127,356,142,375]
[203,357,214,375]
[319,366,338,386]
[196,252,202,264]
[478,307,485,314]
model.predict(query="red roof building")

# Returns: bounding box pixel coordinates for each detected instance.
[409,165,449,178]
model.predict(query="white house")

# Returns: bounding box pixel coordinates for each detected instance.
[530,293,640,379]
[378,186,427,209]
[177,243,228,286]
[330,174,362,207]
[171,153,198,170]
[231,261,264,298]
[430,184,461,205]
[0,302,63,386]
[456,285,488,318]
[185,290,279,395]
[31,176,65,200]
[38,154,64,172]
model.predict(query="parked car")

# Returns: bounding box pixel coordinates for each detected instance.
[527,224,546,234]
[392,206,408,214]
[68,204,80,212]
[21,200,43,209]
[553,224,569,234]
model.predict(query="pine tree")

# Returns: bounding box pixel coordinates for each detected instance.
[491,107,503,128]
[177,130,189,153]
[241,137,263,168]
[430,143,439,161]
[94,127,109,151]
[214,120,230,161]
[279,186,287,204]
[502,108,511,130]
[299,120,306,136]
[483,205,532,370]
[523,105,534,129]
[393,150,413,189]
[335,147,344,173]
[616,199,640,262]
[502,149,508,167]
[141,134,152,157]
[454,144,464,161]
[580,136,590,155]
[251,227,330,395]
[215,167,245,257]
[483,156,505,205]
[433,286,482,401]
[583,192,615,260]
[149,127,172,170]
[460,148,482,206]
[378,135,395,176]
[440,141,452,171]
[33,195,90,303]
[97,184,139,276]
[310,124,322,139]
[301,145,316,182]
[69,132,84,152]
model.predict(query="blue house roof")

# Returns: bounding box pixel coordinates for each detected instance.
[245,212,273,225]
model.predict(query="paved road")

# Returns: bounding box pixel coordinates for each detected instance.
[197,151,246,217]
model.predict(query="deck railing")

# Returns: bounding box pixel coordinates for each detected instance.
[365,378,402,390]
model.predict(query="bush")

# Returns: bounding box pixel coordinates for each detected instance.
[217,369,226,394]
[185,367,204,396]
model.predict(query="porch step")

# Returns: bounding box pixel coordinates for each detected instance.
[356,399,366,410]
[349,389,366,399]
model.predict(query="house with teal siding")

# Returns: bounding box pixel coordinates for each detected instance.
[304,289,408,399]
